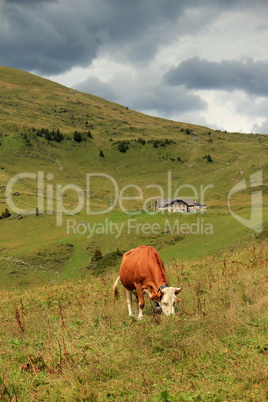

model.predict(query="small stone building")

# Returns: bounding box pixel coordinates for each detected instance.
[154,199,207,213]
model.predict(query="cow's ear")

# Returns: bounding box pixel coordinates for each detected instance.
[150,292,162,301]
[174,287,182,295]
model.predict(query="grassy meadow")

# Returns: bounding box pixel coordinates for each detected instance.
[0,67,268,400]
[0,244,267,401]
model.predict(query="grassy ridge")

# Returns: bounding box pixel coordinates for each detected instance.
[0,243,267,401]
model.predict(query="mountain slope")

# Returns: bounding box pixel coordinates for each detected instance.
[0,66,208,136]
[0,67,267,288]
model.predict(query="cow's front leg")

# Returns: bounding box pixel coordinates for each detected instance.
[125,289,133,316]
[134,295,141,318]
[135,283,144,319]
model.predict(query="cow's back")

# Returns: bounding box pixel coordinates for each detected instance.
[119,246,167,291]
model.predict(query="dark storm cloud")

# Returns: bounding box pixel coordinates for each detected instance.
[0,0,100,74]
[4,0,55,3]
[0,0,192,75]
[2,0,265,75]
[164,58,268,97]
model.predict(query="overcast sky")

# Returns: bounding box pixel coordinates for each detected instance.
[1,0,268,134]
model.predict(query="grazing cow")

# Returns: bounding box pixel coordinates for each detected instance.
[113,245,182,319]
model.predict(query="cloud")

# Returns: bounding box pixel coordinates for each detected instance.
[252,119,268,134]
[164,58,268,97]
[0,0,100,74]
[4,0,55,3]
[75,76,117,101]
[128,84,207,116]
[3,0,263,76]
[75,69,207,118]
[0,0,194,75]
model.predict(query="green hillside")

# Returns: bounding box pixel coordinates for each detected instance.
[0,66,267,288]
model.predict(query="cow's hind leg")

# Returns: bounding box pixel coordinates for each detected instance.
[134,295,140,317]
[125,289,133,316]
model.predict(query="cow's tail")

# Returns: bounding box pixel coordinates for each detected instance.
[113,275,120,301]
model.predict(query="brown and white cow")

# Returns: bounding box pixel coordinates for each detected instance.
[113,245,182,319]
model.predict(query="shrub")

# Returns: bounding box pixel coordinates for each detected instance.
[73,131,83,143]
[1,208,11,219]
[32,127,64,142]
[203,154,213,162]
[148,139,176,148]
[44,130,52,141]
[53,129,64,142]
[117,141,129,153]
[91,248,102,262]
[137,137,146,145]
[207,154,213,162]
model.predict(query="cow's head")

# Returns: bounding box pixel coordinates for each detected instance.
[159,286,182,316]
[146,286,182,316]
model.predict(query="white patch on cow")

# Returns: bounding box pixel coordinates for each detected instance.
[159,287,181,316]
[126,289,133,316]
